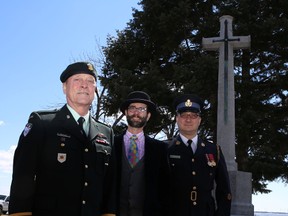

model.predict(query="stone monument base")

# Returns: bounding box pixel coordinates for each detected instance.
[230,170,254,216]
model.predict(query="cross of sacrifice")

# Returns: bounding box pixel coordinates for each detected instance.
[202,15,250,171]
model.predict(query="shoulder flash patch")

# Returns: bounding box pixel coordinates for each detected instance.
[23,123,33,136]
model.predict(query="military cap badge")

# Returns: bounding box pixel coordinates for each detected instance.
[87,63,94,71]
[185,99,192,107]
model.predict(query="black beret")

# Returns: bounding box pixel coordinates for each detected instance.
[120,91,156,114]
[60,62,97,83]
[173,94,204,113]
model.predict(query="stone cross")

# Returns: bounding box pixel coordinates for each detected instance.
[202,15,250,171]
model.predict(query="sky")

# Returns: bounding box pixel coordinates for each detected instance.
[0,0,287,213]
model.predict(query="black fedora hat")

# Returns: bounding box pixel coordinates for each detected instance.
[120,91,156,114]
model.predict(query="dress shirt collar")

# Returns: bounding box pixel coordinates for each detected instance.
[180,134,198,147]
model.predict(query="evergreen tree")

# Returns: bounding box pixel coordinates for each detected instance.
[99,0,288,193]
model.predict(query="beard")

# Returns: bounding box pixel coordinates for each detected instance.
[127,114,148,128]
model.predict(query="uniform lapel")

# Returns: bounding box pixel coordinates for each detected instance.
[57,105,87,142]
[88,116,100,141]
[194,137,205,155]
[176,136,191,156]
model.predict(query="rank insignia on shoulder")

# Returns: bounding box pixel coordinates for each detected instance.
[23,123,33,137]
[57,153,67,163]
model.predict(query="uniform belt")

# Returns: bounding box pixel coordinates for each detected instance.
[190,190,212,201]
[190,191,197,201]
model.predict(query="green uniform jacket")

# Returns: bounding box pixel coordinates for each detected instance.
[167,136,231,216]
[9,105,116,216]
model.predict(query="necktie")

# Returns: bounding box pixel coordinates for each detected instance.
[78,117,86,136]
[187,139,194,154]
[128,135,139,167]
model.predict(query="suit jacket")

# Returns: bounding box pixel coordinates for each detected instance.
[167,136,231,216]
[9,105,116,216]
[114,133,169,216]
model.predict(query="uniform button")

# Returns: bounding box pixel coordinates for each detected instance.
[60,143,65,147]
[192,158,195,162]
[84,182,88,186]
[82,200,86,204]
[193,186,197,190]
[192,171,196,175]
[85,165,88,168]
[85,148,88,152]
[193,201,197,205]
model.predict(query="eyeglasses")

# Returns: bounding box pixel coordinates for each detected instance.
[178,112,200,119]
[128,106,147,113]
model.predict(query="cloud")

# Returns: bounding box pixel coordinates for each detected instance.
[0,145,16,174]
[0,120,4,126]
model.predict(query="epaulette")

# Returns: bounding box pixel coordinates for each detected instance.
[35,108,59,115]
[29,108,59,119]
[93,118,112,128]
[168,137,178,148]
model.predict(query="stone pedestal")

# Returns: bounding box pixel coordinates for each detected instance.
[230,171,254,216]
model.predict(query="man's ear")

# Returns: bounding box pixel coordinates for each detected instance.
[197,116,202,126]
[147,112,151,121]
[62,83,66,94]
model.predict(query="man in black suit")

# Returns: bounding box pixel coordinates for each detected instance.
[114,91,169,216]
[9,62,116,216]
[168,93,232,216]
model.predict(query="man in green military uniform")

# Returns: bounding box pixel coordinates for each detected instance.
[9,62,116,216]
[168,93,232,216]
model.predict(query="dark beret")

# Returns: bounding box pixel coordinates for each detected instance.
[60,62,97,83]
[173,94,204,113]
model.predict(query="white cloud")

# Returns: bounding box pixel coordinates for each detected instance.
[0,120,4,126]
[0,145,16,174]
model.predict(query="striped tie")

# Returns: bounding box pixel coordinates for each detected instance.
[128,135,139,167]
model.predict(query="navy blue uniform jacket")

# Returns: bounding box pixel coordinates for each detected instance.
[168,136,231,216]
[9,105,116,216]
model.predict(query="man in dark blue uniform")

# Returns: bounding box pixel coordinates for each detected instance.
[9,62,116,216]
[168,94,231,216]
